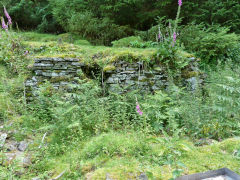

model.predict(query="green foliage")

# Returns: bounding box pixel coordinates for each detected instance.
[2,0,61,33]
[112,36,143,47]
[74,40,91,46]
[2,0,240,45]
[181,0,240,33]
[1,29,240,179]
[21,32,59,42]
[80,132,151,160]
[179,24,240,64]
[67,12,132,45]
[0,30,30,74]
[112,36,157,48]
[142,91,180,133]
[178,64,240,139]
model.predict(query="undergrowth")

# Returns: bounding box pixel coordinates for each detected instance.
[0,28,240,179]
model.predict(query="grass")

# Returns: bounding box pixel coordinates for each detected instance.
[0,31,240,179]
[19,31,194,69]
[25,132,240,179]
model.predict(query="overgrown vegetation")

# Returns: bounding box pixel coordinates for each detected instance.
[0,0,240,179]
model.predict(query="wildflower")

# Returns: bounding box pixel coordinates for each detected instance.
[178,0,182,7]
[4,6,12,25]
[173,32,177,43]
[136,102,143,116]
[1,17,8,30]
[24,50,29,56]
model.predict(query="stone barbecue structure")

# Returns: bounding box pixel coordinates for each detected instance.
[25,57,201,94]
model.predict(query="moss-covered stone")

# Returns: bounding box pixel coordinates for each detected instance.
[182,70,200,78]
[103,65,116,72]
[49,76,73,83]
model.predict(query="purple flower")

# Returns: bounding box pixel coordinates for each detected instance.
[24,50,29,56]
[136,102,143,116]
[136,104,140,110]
[4,6,12,25]
[178,0,182,6]
[171,32,177,47]
[1,17,8,30]
[173,32,177,43]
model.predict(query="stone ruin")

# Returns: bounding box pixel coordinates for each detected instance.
[25,56,201,95]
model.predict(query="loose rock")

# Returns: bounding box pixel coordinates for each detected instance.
[138,173,148,180]
[18,141,28,152]
[0,133,7,148]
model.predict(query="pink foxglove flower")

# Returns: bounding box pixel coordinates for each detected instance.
[178,0,182,7]
[136,102,143,116]
[1,17,8,30]
[4,6,12,25]
[173,32,177,42]
[24,50,29,56]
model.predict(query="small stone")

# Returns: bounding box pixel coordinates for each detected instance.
[35,70,43,76]
[126,67,137,71]
[5,151,31,167]
[138,173,148,180]
[186,77,198,90]
[64,58,80,62]
[34,63,53,67]
[189,57,195,61]
[106,77,116,84]
[5,140,18,151]
[121,71,135,74]
[0,133,7,148]
[23,155,32,167]
[72,62,84,66]
[18,141,28,152]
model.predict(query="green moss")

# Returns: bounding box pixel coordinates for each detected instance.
[44,133,240,180]
[21,32,59,42]
[74,40,91,46]
[178,50,195,58]
[182,70,200,78]
[22,38,158,67]
[153,66,163,71]
[103,65,116,72]
[180,138,240,174]
[50,76,73,83]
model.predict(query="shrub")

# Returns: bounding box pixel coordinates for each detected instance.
[179,24,240,64]
[177,63,240,139]
[68,12,133,45]
[181,0,240,34]
[6,0,61,33]
[112,36,143,47]
[112,36,157,48]
[0,31,30,74]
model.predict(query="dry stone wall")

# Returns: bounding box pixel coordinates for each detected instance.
[25,57,200,94]
[25,58,84,92]
[104,61,168,92]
